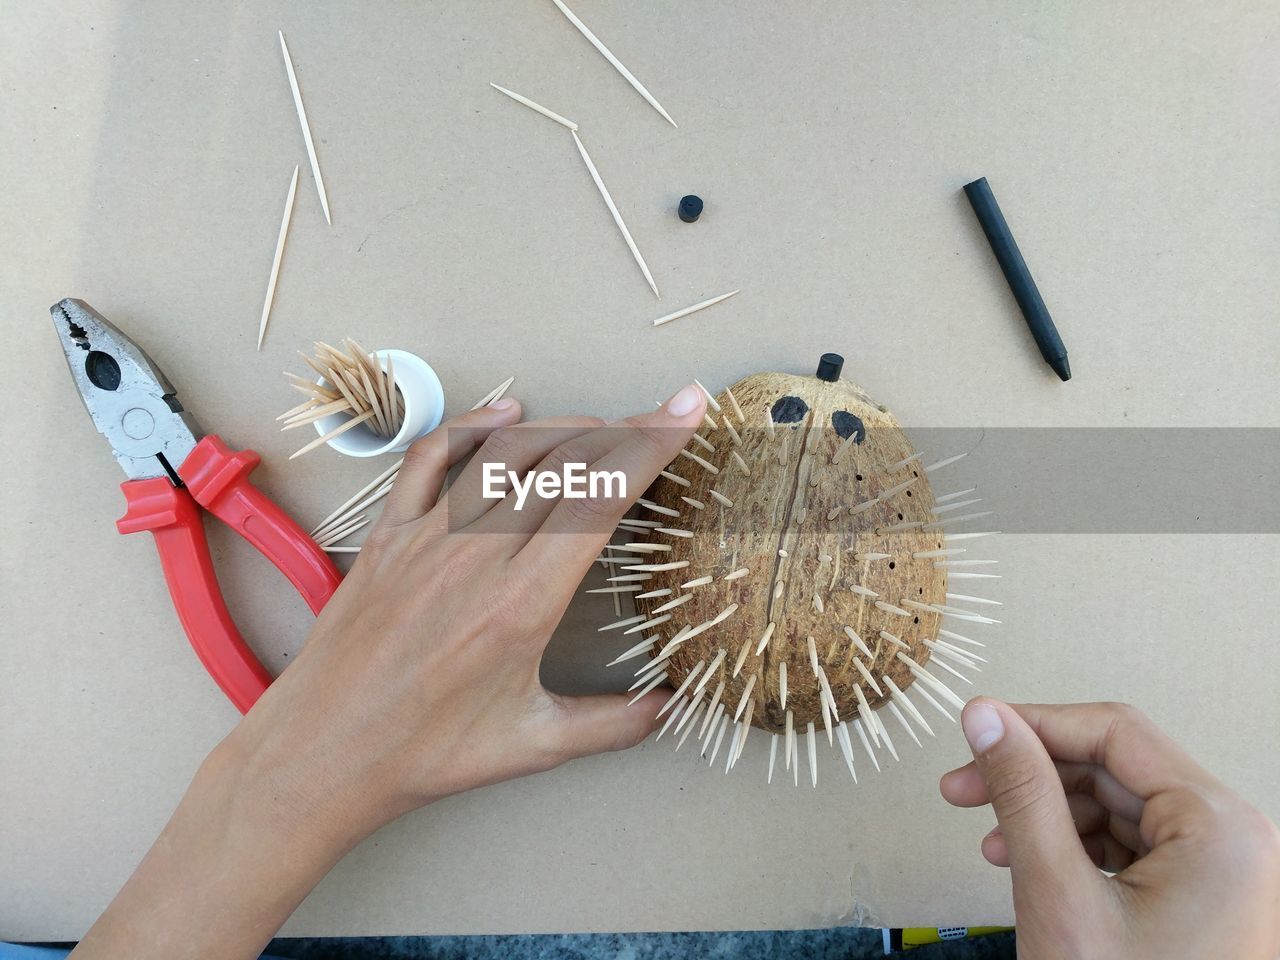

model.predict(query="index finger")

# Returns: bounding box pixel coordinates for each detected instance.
[1010,702,1220,801]
[515,383,707,573]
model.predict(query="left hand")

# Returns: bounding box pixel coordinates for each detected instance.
[72,383,708,960]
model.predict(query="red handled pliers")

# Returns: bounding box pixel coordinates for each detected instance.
[52,298,343,713]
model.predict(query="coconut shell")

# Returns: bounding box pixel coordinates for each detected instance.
[631,369,950,735]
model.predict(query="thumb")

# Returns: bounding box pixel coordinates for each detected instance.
[962,697,1098,890]
[550,691,664,761]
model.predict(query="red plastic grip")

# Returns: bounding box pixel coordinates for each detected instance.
[117,478,275,713]
[178,436,342,615]
[116,436,344,713]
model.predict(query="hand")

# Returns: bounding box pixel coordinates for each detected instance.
[941,699,1280,959]
[72,383,709,960]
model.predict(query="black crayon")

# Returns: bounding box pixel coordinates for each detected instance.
[963,177,1071,381]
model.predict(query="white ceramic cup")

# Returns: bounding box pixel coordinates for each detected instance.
[314,348,445,457]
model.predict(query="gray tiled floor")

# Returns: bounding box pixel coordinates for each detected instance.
[265,930,1016,959]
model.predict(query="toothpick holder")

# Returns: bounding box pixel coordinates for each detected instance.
[314,349,444,457]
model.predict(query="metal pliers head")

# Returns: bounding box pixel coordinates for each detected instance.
[52,298,204,482]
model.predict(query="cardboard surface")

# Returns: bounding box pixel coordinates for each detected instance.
[2,0,1278,939]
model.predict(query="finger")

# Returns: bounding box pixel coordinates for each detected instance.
[944,758,1146,826]
[1010,702,1219,801]
[940,761,987,807]
[981,825,1009,867]
[441,417,605,529]
[967,794,1110,865]
[1066,792,1111,837]
[1054,760,1147,824]
[547,690,666,761]
[380,399,523,526]
[961,698,1101,893]
[1079,831,1137,873]
[516,383,707,573]
[472,421,632,538]
[1107,813,1146,856]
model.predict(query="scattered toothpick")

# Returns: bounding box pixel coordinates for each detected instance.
[650,290,739,328]
[257,165,299,350]
[571,131,660,299]
[489,82,578,130]
[548,0,677,127]
[278,31,331,224]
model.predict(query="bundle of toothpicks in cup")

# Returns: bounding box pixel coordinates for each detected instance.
[279,340,404,459]
[309,375,515,551]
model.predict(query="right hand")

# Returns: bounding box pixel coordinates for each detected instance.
[940,699,1280,959]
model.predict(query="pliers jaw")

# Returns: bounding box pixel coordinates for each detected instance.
[52,298,204,482]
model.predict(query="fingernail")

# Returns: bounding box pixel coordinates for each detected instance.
[665,384,704,417]
[984,825,1003,840]
[962,702,1005,755]
[490,398,517,410]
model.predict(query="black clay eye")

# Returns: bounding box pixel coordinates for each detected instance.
[832,410,865,442]
[771,395,808,423]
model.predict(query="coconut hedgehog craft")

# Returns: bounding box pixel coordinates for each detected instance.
[592,354,999,786]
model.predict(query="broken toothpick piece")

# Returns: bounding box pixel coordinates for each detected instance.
[651,290,739,327]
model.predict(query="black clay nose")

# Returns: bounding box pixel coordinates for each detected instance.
[678,195,703,222]
[816,353,844,382]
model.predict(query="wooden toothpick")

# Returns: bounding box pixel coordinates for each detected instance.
[877,477,917,501]
[853,718,880,773]
[844,626,874,659]
[655,697,688,740]
[931,497,983,515]
[605,638,656,666]
[924,453,968,473]
[489,82,578,130]
[628,670,668,705]
[692,379,722,413]
[650,290,739,327]
[657,660,705,717]
[733,674,757,721]
[675,701,706,751]
[571,131,660,299]
[289,409,374,459]
[884,676,934,736]
[836,722,858,783]
[678,448,719,475]
[278,32,331,225]
[549,0,677,127]
[806,722,818,788]
[886,701,922,748]
[258,165,299,350]
[708,715,730,766]
[755,621,776,656]
[722,417,743,446]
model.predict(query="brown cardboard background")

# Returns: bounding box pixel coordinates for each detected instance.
[1,0,1277,938]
